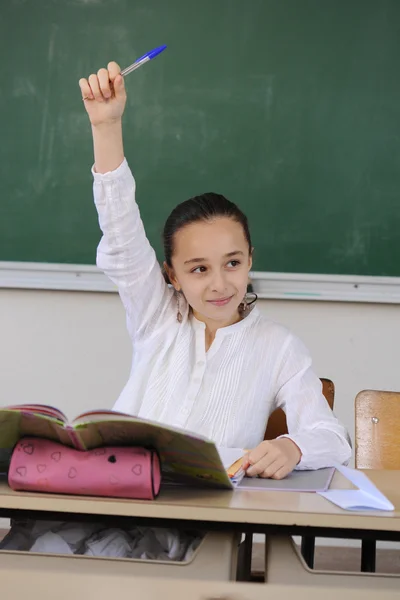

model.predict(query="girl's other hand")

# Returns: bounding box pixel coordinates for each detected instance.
[242,438,302,480]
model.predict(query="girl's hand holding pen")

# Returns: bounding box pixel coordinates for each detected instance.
[79,61,127,127]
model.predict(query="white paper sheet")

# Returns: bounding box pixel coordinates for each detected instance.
[216,447,244,470]
[318,463,394,511]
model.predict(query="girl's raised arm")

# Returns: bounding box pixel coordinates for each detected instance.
[79,63,175,341]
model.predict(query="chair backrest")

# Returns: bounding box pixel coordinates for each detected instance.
[264,378,335,441]
[355,389,400,469]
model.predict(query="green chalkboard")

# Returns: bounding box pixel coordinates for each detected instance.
[1,0,400,276]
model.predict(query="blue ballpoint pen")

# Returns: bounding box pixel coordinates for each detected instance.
[120,44,167,76]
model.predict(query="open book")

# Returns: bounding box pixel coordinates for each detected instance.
[0,404,245,489]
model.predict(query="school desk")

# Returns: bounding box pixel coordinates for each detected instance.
[0,469,399,598]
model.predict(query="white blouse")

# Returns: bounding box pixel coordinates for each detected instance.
[93,159,351,470]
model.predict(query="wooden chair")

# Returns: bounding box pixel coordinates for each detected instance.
[355,389,400,572]
[239,378,335,580]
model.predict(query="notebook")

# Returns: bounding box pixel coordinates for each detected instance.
[236,467,335,492]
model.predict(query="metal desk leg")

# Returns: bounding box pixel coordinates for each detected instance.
[236,533,253,581]
[361,539,376,572]
[300,536,316,569]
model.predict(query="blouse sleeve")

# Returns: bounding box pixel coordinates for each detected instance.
[93,159,176,342]
[274,334,352,470]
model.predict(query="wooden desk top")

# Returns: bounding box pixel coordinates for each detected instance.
[1,470,400,533]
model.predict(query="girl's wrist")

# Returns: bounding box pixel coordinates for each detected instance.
[91,118,122,132]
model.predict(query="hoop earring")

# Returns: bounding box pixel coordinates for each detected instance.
[246,292,258,307]
[175,289,183,323]
[240,292,258,313]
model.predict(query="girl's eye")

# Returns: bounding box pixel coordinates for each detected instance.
[227,260,241,268]
[192,266,207,273]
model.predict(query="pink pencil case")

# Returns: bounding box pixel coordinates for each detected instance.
[8,437,161,500]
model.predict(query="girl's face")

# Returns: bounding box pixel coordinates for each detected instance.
[166,217,252,328]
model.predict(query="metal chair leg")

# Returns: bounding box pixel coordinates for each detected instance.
[301,535,316,569]
[361,539,376,572]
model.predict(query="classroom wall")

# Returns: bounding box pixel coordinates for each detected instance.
[1,287,399,449]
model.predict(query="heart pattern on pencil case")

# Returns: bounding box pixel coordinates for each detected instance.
[22,443,34,455]
[37,464,46,473]
[68,467,77,479]
[51,452,61,462]
[132,464,142,476]
[16,466,27,477]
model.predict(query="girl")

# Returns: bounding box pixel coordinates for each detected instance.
[77,61,351,480]
[1,60,352,559]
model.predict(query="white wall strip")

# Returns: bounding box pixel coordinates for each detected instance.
[1,261,400,304]
[250,271,400,304]
[0,262,117,293]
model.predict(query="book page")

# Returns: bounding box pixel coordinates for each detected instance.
[4,404,68,423]
[0,409,73,455]
[72,409,124,424]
